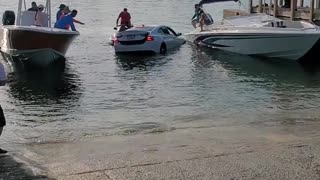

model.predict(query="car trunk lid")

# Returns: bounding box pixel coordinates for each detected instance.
[116,30,149,45]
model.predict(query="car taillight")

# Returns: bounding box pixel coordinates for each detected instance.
[114,37,119,44]
[146,36,153,41]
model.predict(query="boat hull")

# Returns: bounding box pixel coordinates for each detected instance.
[1,48,66,70]
[0,26,79,67]
[186,32,320,61]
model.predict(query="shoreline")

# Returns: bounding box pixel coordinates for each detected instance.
[3,122,320,180]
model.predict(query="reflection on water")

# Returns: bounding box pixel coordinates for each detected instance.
[115,52,178,71]
[3,64,83,142]
[191,45,320,87]
[116,54,159,71]
[8,65,83,105]
[190,46,320,126]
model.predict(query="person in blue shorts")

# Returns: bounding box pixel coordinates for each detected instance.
[54,10,78,31]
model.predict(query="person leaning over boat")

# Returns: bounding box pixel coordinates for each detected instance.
[191,4,205,31]
[0,63,7,154]
[56,4,66,22]
[58,6,85,29]
[54,10,79,31]
[28,1,38,11]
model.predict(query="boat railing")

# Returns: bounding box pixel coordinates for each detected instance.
[301,26,318,31]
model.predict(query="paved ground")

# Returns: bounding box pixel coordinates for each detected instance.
[2,123,320,180]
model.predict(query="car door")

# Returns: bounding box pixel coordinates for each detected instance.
[158,27,175,50]
[165,26,185,49]
[167,27,186,47]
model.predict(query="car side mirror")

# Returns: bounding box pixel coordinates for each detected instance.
[176,33,182,36]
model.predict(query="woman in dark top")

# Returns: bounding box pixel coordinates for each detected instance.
[0,63,7,154]
[0,105,7,154]
[191,4,205,31]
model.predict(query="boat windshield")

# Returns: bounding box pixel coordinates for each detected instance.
[222,14,284,27]
[17,0,51,27]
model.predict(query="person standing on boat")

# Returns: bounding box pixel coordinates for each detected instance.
[191,4,205,31]
[35,4,47,27]
[58,6,85,29]
[0,63,7,154]
[56,4,66,22]
[28,1,38,11]
[116,8,131,28]
[54,9,79,31]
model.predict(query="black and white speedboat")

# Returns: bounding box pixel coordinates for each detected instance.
[185,0,320,62]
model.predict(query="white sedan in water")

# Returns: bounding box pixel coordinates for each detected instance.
[112,25,186,54]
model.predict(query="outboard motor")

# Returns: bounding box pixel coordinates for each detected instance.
[2,10,15,25]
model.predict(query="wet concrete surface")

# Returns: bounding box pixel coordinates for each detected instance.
[8,122,320,180]
[0,155,49,180]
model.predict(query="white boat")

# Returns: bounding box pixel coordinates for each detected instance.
[185,0,320,62]
[0,0,79,68]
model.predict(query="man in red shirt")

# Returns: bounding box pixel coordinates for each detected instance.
[116,8,131,27]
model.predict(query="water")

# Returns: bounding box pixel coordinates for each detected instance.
[1,0,320,147]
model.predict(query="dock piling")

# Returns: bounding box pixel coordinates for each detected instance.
[249,0,320,22]
[274,0,278,16]
[310,0,315,21]
[258,0,263,13]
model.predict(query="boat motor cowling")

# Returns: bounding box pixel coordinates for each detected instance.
[2,10,15,25]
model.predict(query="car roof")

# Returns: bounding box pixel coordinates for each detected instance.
[128,25,167,32]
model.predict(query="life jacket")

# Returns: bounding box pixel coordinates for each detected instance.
[204,13,214,25]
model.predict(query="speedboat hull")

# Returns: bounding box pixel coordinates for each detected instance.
[185,13,320,62]
[186,31,320,61]
[0,25,79,68]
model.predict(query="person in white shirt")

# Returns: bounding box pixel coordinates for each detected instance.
[35,4,48,27]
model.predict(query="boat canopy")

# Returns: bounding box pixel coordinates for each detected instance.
[17,0,51,27]
[199,0,239,6]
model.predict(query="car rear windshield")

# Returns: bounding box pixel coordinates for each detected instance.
[131,27,155,32]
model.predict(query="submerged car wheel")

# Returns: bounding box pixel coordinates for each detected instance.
[160,43,167,55]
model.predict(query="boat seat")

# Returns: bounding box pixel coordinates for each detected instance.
[264,21,286,28]
[204,13,214,26]
[282,20,304,28]
[20,11,49,27]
